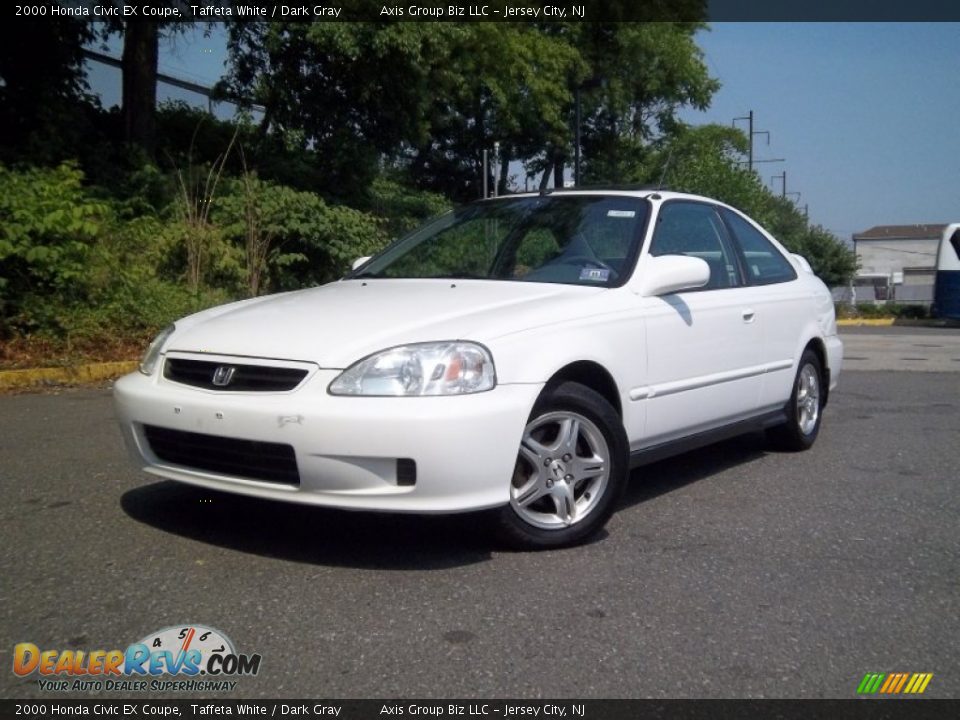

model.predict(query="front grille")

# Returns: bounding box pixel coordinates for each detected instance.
[144,425,300,485]
[164,358,308,392]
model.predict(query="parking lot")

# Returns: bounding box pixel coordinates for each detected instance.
[1,327,957,699]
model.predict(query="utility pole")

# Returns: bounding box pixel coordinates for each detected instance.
[733,110,771,173]
[492,142,500,198]
[573,77,603,187]
[734,111,753,170]
[574,86,582,187]
[482,149,488,199]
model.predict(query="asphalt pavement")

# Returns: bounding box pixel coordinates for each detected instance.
[841,324,960,372]
[1,327,957,699]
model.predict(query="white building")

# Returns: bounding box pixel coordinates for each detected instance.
[851,224,945,302]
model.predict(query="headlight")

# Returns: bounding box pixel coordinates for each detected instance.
[329,341,496,396]
[139,324,176,376]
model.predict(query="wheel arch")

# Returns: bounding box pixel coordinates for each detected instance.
[541,360,623,418]
[803,336,830,407]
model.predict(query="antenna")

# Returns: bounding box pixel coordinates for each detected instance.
[658,145,676,190]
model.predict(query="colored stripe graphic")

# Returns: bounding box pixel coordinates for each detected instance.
[857,672,932,694]
[856,673,885,694]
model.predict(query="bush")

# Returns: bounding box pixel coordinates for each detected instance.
[215,176,388,293]
[0,158,446,366]
[0,163,236,352]
[0,162,108,334]
[81,214,234,340]
[835,302,931,320]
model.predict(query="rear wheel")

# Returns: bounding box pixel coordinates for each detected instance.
[493,382,628,550]
[767,349,824,451]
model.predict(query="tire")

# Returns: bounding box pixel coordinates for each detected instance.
[492,381,629,550]
[767,349,825,451]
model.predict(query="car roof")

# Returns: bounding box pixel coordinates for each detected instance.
[485,188,725,205]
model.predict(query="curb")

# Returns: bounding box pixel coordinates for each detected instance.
[837,318,896,327]
[0,360,138,390]
[837,318,960,328]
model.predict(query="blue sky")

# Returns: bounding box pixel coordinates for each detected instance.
[86,22,960,241]
[681,23,960,239]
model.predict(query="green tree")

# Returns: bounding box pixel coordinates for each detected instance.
[638,125,856,286]
[651,124,764,210]
[564,14,718,186]
[221,22,465,201]
[220,20,716,200]
[404,23,584,199]
[0,20,98,165]
[792,224,858,287]
[100,9,201,156]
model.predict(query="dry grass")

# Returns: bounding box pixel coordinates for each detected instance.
[0,334,143,371]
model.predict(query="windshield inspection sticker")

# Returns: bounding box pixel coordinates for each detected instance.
[580,268,611,282]
[607,209,636,218]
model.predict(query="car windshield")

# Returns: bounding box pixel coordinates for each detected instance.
[351,194,650,287]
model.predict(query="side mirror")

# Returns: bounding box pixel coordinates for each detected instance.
[351,256,372,271]
[637,254,710,297]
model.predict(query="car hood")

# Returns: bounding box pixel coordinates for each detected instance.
[167,279,607,368]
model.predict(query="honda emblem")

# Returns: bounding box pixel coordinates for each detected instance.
[211,366,236,387]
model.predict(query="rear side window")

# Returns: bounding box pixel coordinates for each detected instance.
[721,209,797,285]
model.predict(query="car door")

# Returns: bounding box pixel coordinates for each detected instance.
[719,207,809,410]
[638,201,764,448]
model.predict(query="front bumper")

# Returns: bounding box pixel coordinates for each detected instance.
[113,365,543,513]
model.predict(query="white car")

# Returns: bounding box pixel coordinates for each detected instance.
[114,189,842,549]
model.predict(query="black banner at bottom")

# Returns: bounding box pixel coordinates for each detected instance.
[2,700,958,720]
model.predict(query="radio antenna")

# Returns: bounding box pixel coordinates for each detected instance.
[658,145,675,190]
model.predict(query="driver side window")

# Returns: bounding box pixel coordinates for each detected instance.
[649,202,742,290]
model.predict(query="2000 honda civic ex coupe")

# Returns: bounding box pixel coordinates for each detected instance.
[114,189,842,549]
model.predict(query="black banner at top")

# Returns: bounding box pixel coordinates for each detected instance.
[30,0,960,22]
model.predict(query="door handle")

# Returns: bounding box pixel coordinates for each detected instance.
[741,308,756,323]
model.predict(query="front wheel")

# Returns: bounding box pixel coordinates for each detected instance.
[492,382,628,550]
[767,349,825,451]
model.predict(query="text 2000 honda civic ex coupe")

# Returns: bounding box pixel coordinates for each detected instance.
[115,190,842,548]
